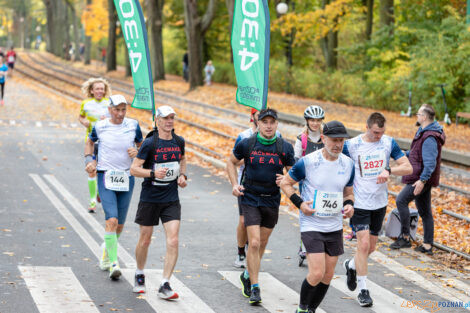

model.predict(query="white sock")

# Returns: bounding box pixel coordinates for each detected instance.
[135,269,144,275]
[349,257,356,270]
[161,278,169,286]
[358,276,367,290]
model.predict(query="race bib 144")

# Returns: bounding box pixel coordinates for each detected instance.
[104,170,130,191]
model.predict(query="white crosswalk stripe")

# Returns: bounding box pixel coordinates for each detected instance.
[19,266,100,313]
[32,174,215,313]
[219,270,327,313]
[330,275,430,313]
[122,269,215,313]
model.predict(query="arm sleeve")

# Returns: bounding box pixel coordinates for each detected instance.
[288,159,306,182]
[233,139,245,161]
[346,165,355,187]
[134,124,143,143]
[390,138,405,160]
[420,137,438,181]
[89,126,98,142]
[232,135,242,153]
[294,139,303,160]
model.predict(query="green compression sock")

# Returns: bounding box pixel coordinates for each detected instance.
[88,177,97,206]
[104,232,118,264]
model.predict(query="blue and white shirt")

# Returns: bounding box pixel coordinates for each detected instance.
[343,134,404,210]
[89,118,143,171]
[289,150,355,233]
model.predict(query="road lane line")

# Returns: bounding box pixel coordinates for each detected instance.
[370,251,470,305]
[44,174,136,268]
[330,275,430,313]
[35,121,42,127]
[40,174,214,312]
[281,206,470,304]
[219,270,327,313]
[30,174,101,259]
[18,266,100,313]
[122,269,215,313]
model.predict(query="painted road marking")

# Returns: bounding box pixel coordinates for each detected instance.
[19,266,100,313]
[219,270,327,313]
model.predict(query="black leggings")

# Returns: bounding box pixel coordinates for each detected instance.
[0,82,4,99]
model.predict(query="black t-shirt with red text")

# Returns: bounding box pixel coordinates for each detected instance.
[234,138,295,208]
[137,136,184,203]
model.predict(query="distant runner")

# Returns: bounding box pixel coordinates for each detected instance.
[79,78,111,212]
[0,55,8,106]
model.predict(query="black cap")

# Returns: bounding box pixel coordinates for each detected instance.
[323,120,349,138]
[258,108,278,121]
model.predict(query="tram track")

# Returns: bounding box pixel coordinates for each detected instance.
[16,52,470,259]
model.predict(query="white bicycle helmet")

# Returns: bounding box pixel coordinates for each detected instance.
[304,105,325,119]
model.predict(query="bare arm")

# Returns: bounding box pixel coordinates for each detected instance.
[226,153,244,196]
[78,115,90,128]
[85,137,94,156]
[280,174,315,215]
[84,138,96,173]
[377,155,413,184]
[130,157,151,178]
[342,186,354,218]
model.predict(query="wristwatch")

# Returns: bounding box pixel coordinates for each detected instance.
[179,173,188,180]
[150,170,155,180]
[420,179,427,184]
[385,166,391,174]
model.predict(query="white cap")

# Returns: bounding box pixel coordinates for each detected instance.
[156,105,176,117]
[109,94,127,106]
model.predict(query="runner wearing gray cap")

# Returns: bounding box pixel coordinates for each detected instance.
[281,120,355,313]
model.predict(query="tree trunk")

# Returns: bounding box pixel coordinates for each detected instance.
[107,0,117,71]
[184,0,217,90]
[43,0,67,56]
[84,0,92,64]
[147,0,165,81]
[365,0,374,40]
[225,0,234,63]
[320,0,338,70]
[379,0,394,28]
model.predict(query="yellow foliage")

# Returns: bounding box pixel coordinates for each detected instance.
[272,0,355,45]
[81,0,109,43]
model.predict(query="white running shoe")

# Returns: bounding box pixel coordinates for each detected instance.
[158,282,179,300]
[99,242,111,271]
[234,254,246,268]
[109,262,121,280]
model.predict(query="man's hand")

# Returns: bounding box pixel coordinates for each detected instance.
[232,184,245,197]
[376,169,390,184]
[275,174,284,187]
[300,200,315,216]
[343,204,354,218]
[127,147,138,158]
[177,175,187,188]
[412,180,425,195]
[155,167,168,179]
[85,160,97,174]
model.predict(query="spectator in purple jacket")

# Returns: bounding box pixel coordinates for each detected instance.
[389,104,446,255]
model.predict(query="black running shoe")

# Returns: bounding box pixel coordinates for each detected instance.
[249,286,261,305]
[343,258,357,291]
[390,235,411,249]
[357,289,373,307]
[239,272,251,297]
[414,245,433,255]
[133,274,146,293]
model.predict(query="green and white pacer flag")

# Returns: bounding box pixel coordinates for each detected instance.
[113,0,155,114]
[231,0,271,111]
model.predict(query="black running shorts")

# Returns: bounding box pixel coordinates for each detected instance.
[135,201,181,226]
[301,230,344,256]
[351,207,387,236]
[240,203,279,229]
